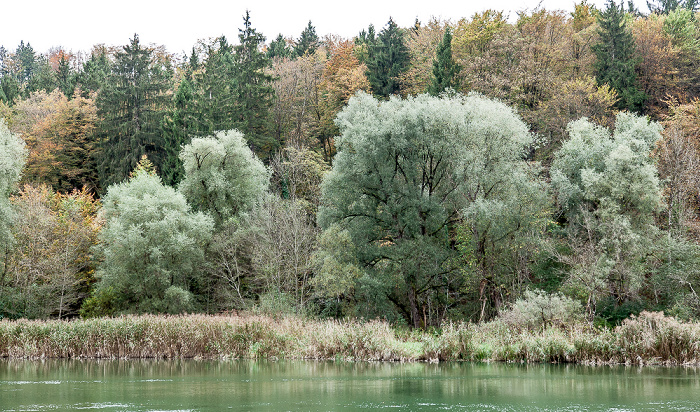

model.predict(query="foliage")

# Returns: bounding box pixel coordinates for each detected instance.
[428,27,461,95]
[1,185,101,319]
[94,160,214,314]
[231,11,276,160]
[96,34,173,188]
[365,18,410,98]
[550,113,663,314]
[499,289,584,332]
[593,0,646,112]
[0,119,27,252]
[178,129,269,228]
[318,92,547,326]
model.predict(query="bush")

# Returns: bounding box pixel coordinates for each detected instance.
[499,289,584,332]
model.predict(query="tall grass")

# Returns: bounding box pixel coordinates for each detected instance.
[1,311,699,365]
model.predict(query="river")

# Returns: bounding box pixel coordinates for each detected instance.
[2,360,700,411]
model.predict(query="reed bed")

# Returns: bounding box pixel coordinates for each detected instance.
[1,311,699,365]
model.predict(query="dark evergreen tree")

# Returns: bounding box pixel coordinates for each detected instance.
[366,18,410,98]
[355,24,377,64]
[161,77,198,186]
[231,11,276,159]
[294,21,320,57]
[193,36,237,135]
[428,27,461,95]
[592,0,646,112]
[0,76,19,105]
[15,41,36,87]
[76,49,110,98]
[647,0,698,13]
[96,34,173,188]
[56,54,76,98]
[27,56,57,94]
[267,34,292,59]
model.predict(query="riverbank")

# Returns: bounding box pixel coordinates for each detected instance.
[1,311,698,365]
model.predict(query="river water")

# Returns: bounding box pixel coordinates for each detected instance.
[1,360,699,411]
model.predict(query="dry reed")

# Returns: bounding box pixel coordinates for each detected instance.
[1,311,699,365]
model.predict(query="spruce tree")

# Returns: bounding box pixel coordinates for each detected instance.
[294,21,320,57]
[76,49,110,98]
[231,11,275,160]
[428,27,461,95]
[267,34,292,59]
[194,37,237,135]
[366,18,410,98]
[96,34,172,188]
[592,0,646,112]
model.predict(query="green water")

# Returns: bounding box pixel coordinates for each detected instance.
[1,360,700,411]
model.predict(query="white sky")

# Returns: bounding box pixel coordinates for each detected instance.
[2,0,632,55]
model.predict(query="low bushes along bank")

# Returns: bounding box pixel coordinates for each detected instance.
[1,311,699,365]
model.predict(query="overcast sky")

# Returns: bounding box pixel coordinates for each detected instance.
[2,0,630,55]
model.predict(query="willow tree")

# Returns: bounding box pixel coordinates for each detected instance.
[0,119,27,275]
[92,159,214,315]
[178,129,269,228]
[316,92,548,326]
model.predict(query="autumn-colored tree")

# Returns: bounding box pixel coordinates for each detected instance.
[2,185,101,319]
[314,38,369,160]
[7,90,100,193]
[632,14,678,116]
[399,18,447,95]
[270,50,325,148]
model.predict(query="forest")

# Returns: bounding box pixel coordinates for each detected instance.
[2,0,700,330]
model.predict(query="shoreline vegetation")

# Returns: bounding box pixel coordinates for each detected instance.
[1,311,699,366]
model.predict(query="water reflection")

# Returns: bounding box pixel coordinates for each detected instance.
[1,360,700,411]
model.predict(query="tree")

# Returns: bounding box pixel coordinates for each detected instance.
[294,21,320,57]
[2,185,100,319]
[96,34,173,188]
[92,158,214,314]
[231,11,276,159]
[75,47,111,98]
[647,0,698,14]
[550,113,663,313]
[178,129,269,228]
[267,34,292,59]
[8,90,100,193]
[0,119,27,272]
[316,92,547,326]
[314,38,370,161]
[592,0,646,112]
[366,18,410,98]
[398,18,447,96]
[428,27,461,95]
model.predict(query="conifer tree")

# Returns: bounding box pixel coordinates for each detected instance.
[366,18,410,98]
[267,34,292,59]
[294,21,320,57]
[428,27,461,95]
[96,34,172,188]
[76,49,110,98]
[231,11,276,160]
[593,0,646,112]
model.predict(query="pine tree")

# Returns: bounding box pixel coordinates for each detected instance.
[592,0,646,112]
[231,11,276,160]
[161,77,198,186]
[96,34,173,188]
[294,21,320,57]
[428,27,461,95]
[366,18,410,98]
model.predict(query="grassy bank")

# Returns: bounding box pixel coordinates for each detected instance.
[1,311,699,365]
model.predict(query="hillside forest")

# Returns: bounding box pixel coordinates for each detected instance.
[3,1,700,329]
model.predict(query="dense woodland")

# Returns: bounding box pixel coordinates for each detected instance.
[2,0,700,329]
